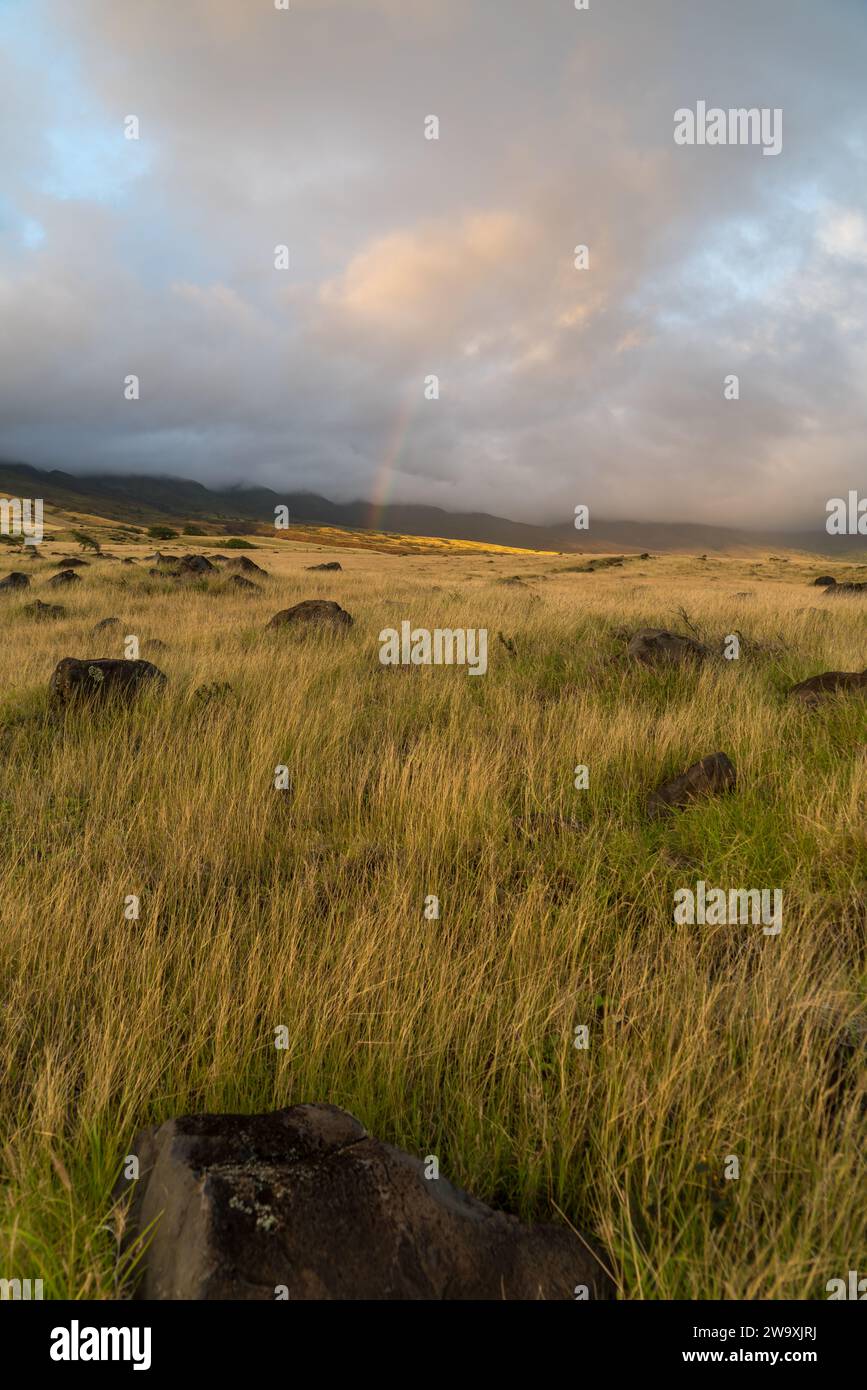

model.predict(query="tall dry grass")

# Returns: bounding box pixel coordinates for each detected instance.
[0,540,865,1298]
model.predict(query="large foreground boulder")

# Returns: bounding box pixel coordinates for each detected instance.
[787,670,867,706]
[648,751,736,818]
[121,1104,610,1301]
[627,628,709,665]
[267,599,353,631]
[50,657,167,705]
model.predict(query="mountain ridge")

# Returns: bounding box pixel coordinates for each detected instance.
[0,460,861,556]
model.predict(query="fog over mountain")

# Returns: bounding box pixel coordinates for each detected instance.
[2,460,861,556]
[1,0,866,531]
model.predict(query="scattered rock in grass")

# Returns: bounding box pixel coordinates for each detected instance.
[49,657,167,705]
[25,599,65,619]
[823,582,867,595]
[0,571,30,590]
[787,670,867,706]
[813,575,836,587]
[306,561,342,571]
[48,569,82,587]
[227,555,267,575]
[120,1103,611,1301]
[648,752,737,819]
[52,557,89,568]
[627,628,709,665]
[179,553,216,575]
[267,600,352,631]
[228,574,259,591]
[193,681,234,707]
[91,617,121,633]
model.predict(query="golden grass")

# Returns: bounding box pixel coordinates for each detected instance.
[0,539,865,1298]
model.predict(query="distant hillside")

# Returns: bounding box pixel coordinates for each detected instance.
[0,460,862,557]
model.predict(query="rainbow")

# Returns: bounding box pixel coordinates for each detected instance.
[366,390,421,531]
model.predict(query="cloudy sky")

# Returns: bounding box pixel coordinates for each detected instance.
[1,0,865,529]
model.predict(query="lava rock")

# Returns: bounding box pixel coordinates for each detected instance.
[787,670,867,705]
[227,555,267,575]
[627,628,709,665]
[25,599,65,619]
[49,657,167,705]
[178,554,216,575]
[119,1103,611,1301]
[267,600,352,631]
[193,681,234,706]
[648,752,736,818]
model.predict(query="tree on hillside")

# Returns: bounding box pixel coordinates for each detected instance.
[72,530,101,553]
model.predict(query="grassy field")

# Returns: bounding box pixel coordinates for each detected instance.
[1,535,865,1299]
